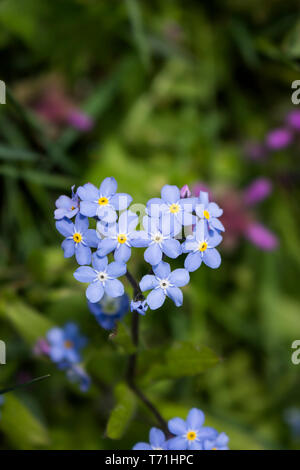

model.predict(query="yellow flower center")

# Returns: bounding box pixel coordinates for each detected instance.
[64,340,73,349]
[98,197,109,206]
[198,241,207,252]
[203,210,210,220]
[117,234,127,244]
[187,431,197,441]
[73,232,82,243]
[212,448,217,450]
[169,203,180,214]
[71,206,75,210]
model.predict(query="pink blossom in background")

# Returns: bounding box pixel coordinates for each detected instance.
[245,222,278,251]
[180,184,191,198]
[243,178,272,206]
[265,127,293,150]
[32,85,93,132]
[286,110,300,130]
[33,338,50,356]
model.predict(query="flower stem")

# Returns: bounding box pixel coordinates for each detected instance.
[125,270,169,435]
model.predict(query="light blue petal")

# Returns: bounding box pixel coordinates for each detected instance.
[207,229,223,248]
[169,268,190,287]
[77,183,99,201]
[197,427,218,440]
[186,408,205,429]
[74,266,96,283]
[184,252,202,272]
[167,437,187,451]
[144,243,162,265]
[149,428,166,447]
[210,218,225,232]
[104,279,124,298]
[61,239,75,258]
[49,347,64,363]
[47,327,64,344]
[139,275,159,292]
[161,184,180,203]
[75,213,89,233]
[56,218,74,237]
[75,244,91,265]
[84,229,99,248]
[106,261,127,278]
[162,238,181,259]
[178,197,197,211]
[182,237,198,253]
[188,441,202,450]
[110,193,132,210]
[152,261,171,279]
[133,443,152,450]
[99,177,117,197]
[92,253,108,271]
[114,244,131,263]
[182,211,196,226]
[146,198,163,217]
[208,202,223,217]
[146,288,166,310]
[130,231,150,247]
[168,416,187,435]
[79,200,97,217]
[166,286,183,307]
[56,195,72,209]
[203,248,221,269]
[97,238,118,257]
[86,281,104,303]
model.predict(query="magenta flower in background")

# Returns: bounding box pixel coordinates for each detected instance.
[245,223,278,251]
[32,83,93,132]
[286,110,300,131]
[243,178,272,206]
[265,127,292,150]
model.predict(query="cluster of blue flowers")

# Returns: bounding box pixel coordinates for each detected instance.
[34,323,90,392]
[133,408,229,450]
[55,177,224,315]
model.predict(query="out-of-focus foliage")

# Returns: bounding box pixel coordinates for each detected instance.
[0,0,300,450]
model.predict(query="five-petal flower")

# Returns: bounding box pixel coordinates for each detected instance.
[74,254,126,303]
[139,261,189,310]
[96,210,139,263]
[54,185,79,220]
[88,293,129,330]
[147,184,196,235]
[182,220,222,271]
[168,408,218,450]
[78,177,132,223]
[195,191,225,232]
[46,322,87,366]
[56,213,99,265]
[132,215,182,266]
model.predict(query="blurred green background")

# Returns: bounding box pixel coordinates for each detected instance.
[0,0,300,450]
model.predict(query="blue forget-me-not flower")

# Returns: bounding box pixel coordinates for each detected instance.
[56,213,98,265]
[139,261,189,310]
[88,293,129,330]
[78,177,132,223]
[74,253,126,303]
[46,322,87,366]
[183,219,222,272]
[54,185,79,220]
[167,408,218,450]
